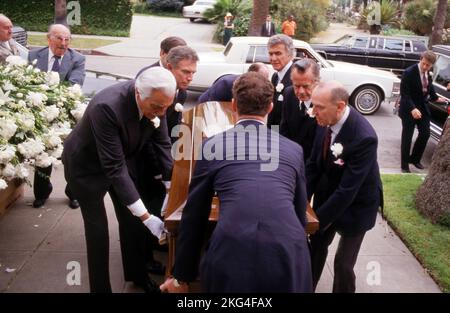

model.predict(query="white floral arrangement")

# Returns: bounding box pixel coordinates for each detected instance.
[0,56,87,189]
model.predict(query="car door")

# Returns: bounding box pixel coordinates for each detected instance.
[429,54,450,134]
[376,38,404,72]
[343,36,368,65]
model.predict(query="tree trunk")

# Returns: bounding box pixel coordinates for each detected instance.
[416,118,450,226]
[54,0,68,26]
[248,0,270,36]
[430,0,449,47]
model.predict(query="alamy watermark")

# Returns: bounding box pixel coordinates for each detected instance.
[67,1,81,26]
[171,124,280,172]
[366,1,381,26]
[66,261,81,286]
[366,261,381,286]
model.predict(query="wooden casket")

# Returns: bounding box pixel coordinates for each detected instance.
[164,101,319,276]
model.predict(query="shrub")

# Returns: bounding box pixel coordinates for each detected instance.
[203,0,251,23]
[213,12,251,43]
[0,0,132,37]
[146,0,184,12]
[358,0,401,33]
[403,0,450,36]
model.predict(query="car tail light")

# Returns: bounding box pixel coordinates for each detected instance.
[392,82,400,95]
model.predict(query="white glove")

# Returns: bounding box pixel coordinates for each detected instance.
[143,215,166,241]
[161,192,169,217]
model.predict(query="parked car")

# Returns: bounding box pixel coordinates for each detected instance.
[311,34,428,77]
[182,0,217,22]
[12,26,27,47]
[190,36,400,115]
[429,45,450,141]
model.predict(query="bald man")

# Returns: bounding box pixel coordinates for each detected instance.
[0,14,19,63]
[306,81,383,293]
[28,24,86,209]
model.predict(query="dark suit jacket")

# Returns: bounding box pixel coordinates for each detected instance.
[198,74,238,103]
[62,80,173,205]
[280,86,317,163]
[28,47,85,86]
[268,64,293,127]
[399,64,438,119]
[306,107,383,236]
[173,120,312,292]
[260,22,276,37]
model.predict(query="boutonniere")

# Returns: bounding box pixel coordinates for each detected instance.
[306,107,315,118]
[174,102,184,112]
[334,158,345,166]
[151,116,160,128]
[276,83,284,93]
[330,142,343,158]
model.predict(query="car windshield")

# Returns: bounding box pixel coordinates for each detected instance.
[223,42,233,56]
[433,54,450,89]
[334,35,353,45]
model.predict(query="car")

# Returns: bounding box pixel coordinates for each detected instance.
[311,34,428,77]
[190,36,401,115]
[182,0,217,22]
[12,26,27,47]
[429,45,450,141]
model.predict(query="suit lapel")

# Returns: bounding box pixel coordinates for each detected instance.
[59,50,72,82]
[37,48,49,72]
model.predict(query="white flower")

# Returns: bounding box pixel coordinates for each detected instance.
[2,80,15,91]
[42,131,62,149]
[2,163,16,178]
[306,107,315,118]
[174,103,184,112]
[151,117,160,128]
[35,153,53,168]
[46,71,60,86]
[18,100,26,108]
[330,142,343,158]
[51,121,72,138]
[15,113,35,131]
[5,55,27,67]
[0,99,4,107]
[68,84,83,97]
[49,145,63,158]
[0,178,7,190]
[0,145,16,163]
[15,164,29,179]
[70,102,87,122]
[17,138,45,159]
[32,59,37,65]
[39,84,50,91]
[276,83,284,93]
[41,105,60,122]
[0,118,18,140]
[34,68,40,73]
[27,91,48,107]
[334,158,345,166]
[16,92,23,98]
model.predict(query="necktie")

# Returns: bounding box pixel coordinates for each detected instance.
[322,127,332,161]
[421,72,428,95]
[299,101,306,114]
[51,56,61,72]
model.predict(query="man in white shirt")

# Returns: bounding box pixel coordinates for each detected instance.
[0,14,19,63]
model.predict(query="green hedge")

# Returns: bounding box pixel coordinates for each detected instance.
[0,0,132,37]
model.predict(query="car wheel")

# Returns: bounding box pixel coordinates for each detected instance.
[350,85,383,115]
[190,18,195,22]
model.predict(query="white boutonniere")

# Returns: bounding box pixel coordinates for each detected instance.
[276,83,284,93]
[334,158,345,166]
[151,116,160,128]
[174,102,184,112]
[330,142,343,158]
[306,107,315,118]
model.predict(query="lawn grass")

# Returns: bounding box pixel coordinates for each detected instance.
[27,35,120,50]
[382,174,450,292]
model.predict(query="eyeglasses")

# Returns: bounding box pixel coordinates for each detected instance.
[52,35,71,42]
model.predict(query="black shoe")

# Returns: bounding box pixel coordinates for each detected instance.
[411,162,424,170]
[133,278,160,293]
[32,198,47,208]
[68,199,79,209]
[146,260,166,276]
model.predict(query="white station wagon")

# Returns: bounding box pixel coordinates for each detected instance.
[189,36,401,115]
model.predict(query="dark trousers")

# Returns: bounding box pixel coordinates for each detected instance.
[310,226,365,293]
[34,165,75,200]
[77,189,149,293]
[400,114,430,168]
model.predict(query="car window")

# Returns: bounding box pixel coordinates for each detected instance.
[245,45,255,63]
[368,37,377,49]
[223,42,233,56]
[404,41,411,52]
[384,39,403,51]
[353,37,368,49]
[377,38,385,49]
[254,46,270,63]
[412,41,427,53]
[433,55,450,88]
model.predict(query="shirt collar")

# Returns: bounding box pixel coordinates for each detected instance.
[330,105,350,140]
[135,95,143,120]
[300,99,312,109]
[417,63,426,76]
[48,49,64,65]
[237,118,265,125]
[277,60,293,82]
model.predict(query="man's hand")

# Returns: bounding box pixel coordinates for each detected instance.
[437,96,448,103]
[411,108,422,120]
[143,215,167,242]
[160,277,189,293]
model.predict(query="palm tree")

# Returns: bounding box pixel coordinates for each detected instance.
[430,0,449,47]
[54,0,67,25]
[248,0,270,36]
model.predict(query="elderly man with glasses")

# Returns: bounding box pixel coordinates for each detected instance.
[28,24,86,210]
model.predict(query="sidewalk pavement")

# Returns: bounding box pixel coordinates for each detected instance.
[0,168,441,293]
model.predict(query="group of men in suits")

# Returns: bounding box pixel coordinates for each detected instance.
[0,14,19,63]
